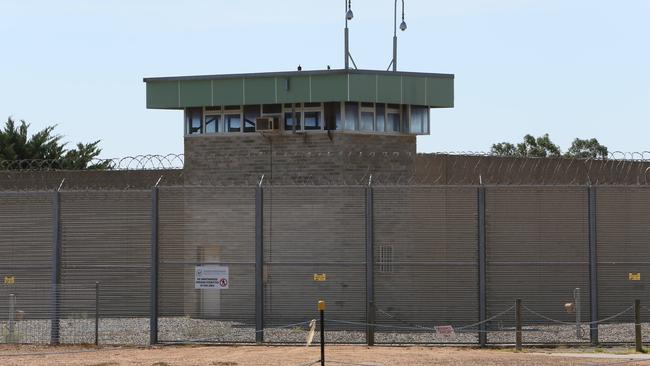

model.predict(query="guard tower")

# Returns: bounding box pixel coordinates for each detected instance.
[143,0,454,184]
[144,69,454,184]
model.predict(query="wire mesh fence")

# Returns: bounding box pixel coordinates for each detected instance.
[2,185,650,347]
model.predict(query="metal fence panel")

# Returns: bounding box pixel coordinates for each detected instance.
[486,186,590,344]
[0,192,53,320]
[597,187,650,343]
[263,186,366,343]
[60,190,151,345]
[158,186,256,343]
[373,186,478,344]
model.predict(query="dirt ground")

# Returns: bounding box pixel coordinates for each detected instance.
[1,345,649,366]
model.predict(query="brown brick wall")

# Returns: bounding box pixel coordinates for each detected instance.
[183,132,416,185]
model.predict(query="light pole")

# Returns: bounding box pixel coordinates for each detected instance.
[344,0,354,69]
[392,0,407,71]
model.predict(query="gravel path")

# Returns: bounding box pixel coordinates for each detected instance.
[2,317,650,346]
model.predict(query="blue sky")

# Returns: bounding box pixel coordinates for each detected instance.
[1,0,648,157]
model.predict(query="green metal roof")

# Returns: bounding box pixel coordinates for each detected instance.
[143,69,454,109]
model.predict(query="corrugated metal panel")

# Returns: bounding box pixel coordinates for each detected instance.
[597,187,650,325]
[486,186,590,328]
[0,192,53,319]
[373,187,478,333]
[158,186,256,342]
[263,186,366,328]
[145,70,454,109]
[60,190,151,317]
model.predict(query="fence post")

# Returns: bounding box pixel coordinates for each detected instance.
[95,281,100,346]
[588,185,599,345]
[575,287,581,339]
[149,186,159,345]
[478,186,487,347]
[365,184,375,346]
[319,300,326,366]
[635,299,642,352]
[515,298,522,351]
[51,189,61,345]
[255,184,264,343]
[8,293,16,343]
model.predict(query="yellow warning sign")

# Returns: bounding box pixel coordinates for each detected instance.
[4,276,15,285]
[313,274,327,282]
[629,273,641,281]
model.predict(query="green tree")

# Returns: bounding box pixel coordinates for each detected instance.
[490,134,561,158]
[0,117,110,169]
[564,138,608,159]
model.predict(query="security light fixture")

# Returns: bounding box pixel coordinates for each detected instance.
[344,0,354,69]
[400,20,407,31]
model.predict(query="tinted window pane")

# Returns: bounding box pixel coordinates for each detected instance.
[263,104,282,114]
[304,111,321,130]
[344,102,359,130]
[386,113,400,132]
[410,106,427,134]
[360,111,374,131]
[226,114,241,132]
[376,104,385,132]
[187,108,202,134]
[335,104,342,130]
[205,115,220,133]
[284,112,301,131]
[244,105,260,133]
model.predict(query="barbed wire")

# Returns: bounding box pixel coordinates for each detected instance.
[0,154,184,171]
[3,152,650,187]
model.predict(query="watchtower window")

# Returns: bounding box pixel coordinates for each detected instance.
[244,105,261,133]
[186,108,202,135]
[410,105,429,134]
[303,103,323,130]
[360,103,375,131]
[386,104,401,132]
[375,104,386,132]
[204,114,220,133]
[344,102,359,131]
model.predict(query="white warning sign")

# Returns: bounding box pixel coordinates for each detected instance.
[195,265,229,290]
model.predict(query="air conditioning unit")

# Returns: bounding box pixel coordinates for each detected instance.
[255,117,280,132]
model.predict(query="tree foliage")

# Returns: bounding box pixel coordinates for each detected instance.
[491,134,608,159]
[0,117,110,169]
[491,134,561,158]
[566,138,608,159]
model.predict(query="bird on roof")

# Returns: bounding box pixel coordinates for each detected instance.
[297,65,302,71]
[327,65,331,70]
